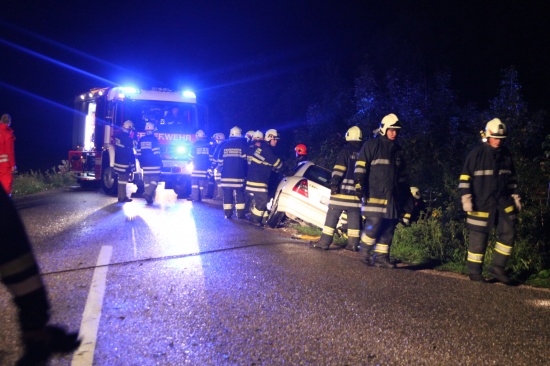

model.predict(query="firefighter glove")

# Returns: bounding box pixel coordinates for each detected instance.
[512,194,522,212]
[461,194,473,212]
[355,183,363,198]
[330,184,339,195]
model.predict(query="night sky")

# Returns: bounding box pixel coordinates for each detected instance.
[1,0,549,171]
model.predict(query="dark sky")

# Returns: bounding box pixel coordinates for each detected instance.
[1,0,549,171]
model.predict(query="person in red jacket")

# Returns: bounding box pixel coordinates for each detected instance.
[0,113,17,196]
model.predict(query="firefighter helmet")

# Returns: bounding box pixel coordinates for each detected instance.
[1,113,11,125]
[265,129,280,142]
[295,144,307,156]
[484,118,507,139]
[213,132,225,142]
[252,130,264,141]
[246,130,255,140]
[196,130,207,139]
[230,126,242,137]
[379,113,401,136]
[410,186,421,200]
[122,120,134,131]
[345,126,362,141]
[145,122,155,132]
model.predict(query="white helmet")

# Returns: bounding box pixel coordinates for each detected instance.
[485,118,507,139]
[245,130,255,141]
[410,187,421,200]
[379,113,401,136]
[230,126,242,137]
[252,130,264,141]
[345,126,362,141]
[145,122,155,132]
[265,129,280,142]
[122,120,134,131]
[213,132,225,143]
[196,130,207,139]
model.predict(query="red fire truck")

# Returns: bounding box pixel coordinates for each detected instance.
[69,86,207,197]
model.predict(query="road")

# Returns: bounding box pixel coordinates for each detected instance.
[0,185,549,366]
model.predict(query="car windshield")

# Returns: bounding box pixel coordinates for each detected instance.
[303,165,331,189]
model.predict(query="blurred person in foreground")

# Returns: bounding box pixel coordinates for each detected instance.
[459,118,520,284]
[0,113,16,196]
[0,185,80,365]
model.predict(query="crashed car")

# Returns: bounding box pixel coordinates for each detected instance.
[266,161,333,229]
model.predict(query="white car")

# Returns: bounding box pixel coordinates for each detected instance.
[266,161,333,229]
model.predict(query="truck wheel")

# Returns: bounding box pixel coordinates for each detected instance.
[266,192,286,228]
[101,166,118,196]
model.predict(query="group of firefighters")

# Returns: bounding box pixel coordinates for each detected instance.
[112,113,520,284]
[312,113,520,285]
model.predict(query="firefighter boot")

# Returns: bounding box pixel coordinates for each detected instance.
[311,240,330,250]
[143,193,153,205]
[17,325,81,366]
[488,266,511,284]
[372,253,396,269]
[362,244,374,266]
[467,262,486,282]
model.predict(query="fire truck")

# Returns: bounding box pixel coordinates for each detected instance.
[69,86,207,197]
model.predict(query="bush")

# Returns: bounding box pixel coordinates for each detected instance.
[13,160,76,197]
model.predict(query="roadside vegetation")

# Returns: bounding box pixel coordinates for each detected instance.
[286,65,549,288]
[12,160,76,197]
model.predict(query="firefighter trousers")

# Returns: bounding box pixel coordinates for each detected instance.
[191,176,209,201]
[248,191,269,223]
[319,206,361,248]
[117,172,130,200]
[143,174,160,199]
[0,165,13,196]
[223,188,245,218]
[360,217,398,257]
[467,210,515,275]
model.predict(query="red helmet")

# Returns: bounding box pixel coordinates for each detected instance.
[295,144,307,156]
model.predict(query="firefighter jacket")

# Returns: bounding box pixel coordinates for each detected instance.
[354,135,412,219]
[246,141,283,194]
[0,123,16,169]
[136,133,162,175]
[191,138,212,179]
[218,137,248,189]
[459,142,518,233]
[113,130,135,174]
[329,142,361,209]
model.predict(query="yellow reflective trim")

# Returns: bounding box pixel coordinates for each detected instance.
[467,251,484,263]
[374,243,389,253]
[504,205,515,213]
[468,211,489,218]
[356,161,366,167]
[367,198,388,205]
[466,218,488,227]
[459,174,471,181]
[495,242,512,256]
[360,233,376,245]
[0,253,36,277]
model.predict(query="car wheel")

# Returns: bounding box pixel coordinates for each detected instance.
[101,166,118,196]
[266,192,286,228]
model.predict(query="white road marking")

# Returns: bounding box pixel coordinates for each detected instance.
[71,245,112,366]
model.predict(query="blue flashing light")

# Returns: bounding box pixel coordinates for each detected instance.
[182,90,196,99]
[118,86,140,94]
[176,146,187,154]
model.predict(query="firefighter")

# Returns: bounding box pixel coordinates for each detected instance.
[244,130,264,213]
[246,129,283,224]
[114,120,136,203]
[245,130,255,144]
[136,122,162,205]
[295,144,308,165]
[312,126,363,251]
[0,185,80,365]
[190,130,211,202]
[354,113,413,268]
[459,118,520,283]
[219,126,249,219]
[0,113,16,196]
[210,132,226,200]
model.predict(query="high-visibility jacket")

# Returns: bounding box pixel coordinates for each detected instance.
[113,130,135,174]
[136,133,162,175]
[191,139,212,179]
[459,143,518,232]
[0,124,15,168]
[218,137,248,189]
[246,141,282,194]
[354,135,412,219]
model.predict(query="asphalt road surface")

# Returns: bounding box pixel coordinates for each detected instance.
[0,185,549,366]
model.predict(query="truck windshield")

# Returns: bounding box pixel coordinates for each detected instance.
[118,101,198,134]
